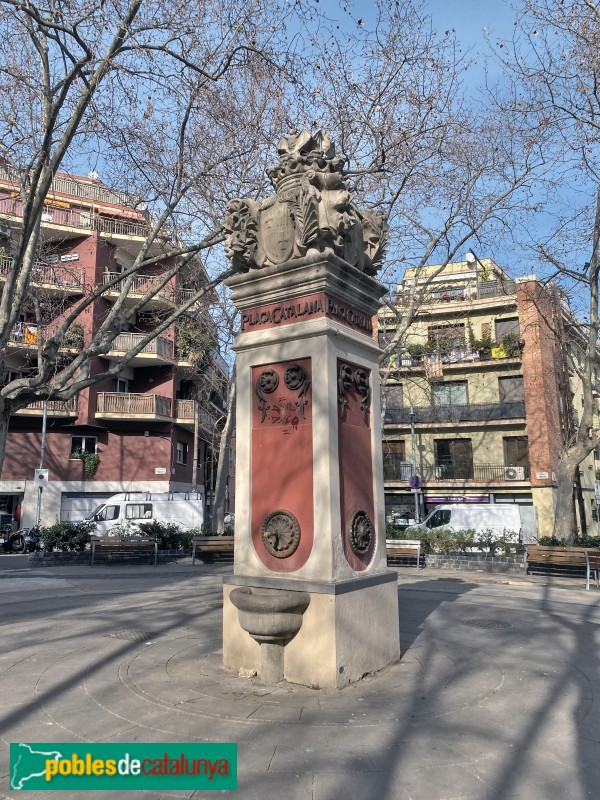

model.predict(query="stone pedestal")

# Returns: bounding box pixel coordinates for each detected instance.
[222,252,400,689]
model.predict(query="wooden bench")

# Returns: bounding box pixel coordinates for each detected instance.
[192,536,234,565]
[525,545,600,590]
[386,539,422,569]
[90,537,158,567]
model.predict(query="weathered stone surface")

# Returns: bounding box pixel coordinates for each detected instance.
[224,130,387,276]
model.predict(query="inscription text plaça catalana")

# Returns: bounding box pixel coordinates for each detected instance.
[242,298,373,332]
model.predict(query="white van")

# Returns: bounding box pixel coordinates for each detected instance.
[406,503,523,542]
[87,491,204,536]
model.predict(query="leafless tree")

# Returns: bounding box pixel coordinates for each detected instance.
[492,0,600,541]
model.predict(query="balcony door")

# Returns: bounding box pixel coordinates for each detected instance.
[435,438,473,479]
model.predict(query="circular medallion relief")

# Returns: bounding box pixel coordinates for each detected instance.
[256,369,279,394]
[261,510,301,558]
[348,509,373,555]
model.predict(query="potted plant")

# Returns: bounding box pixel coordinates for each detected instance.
[71,450,100,479]
[500,332,522,358]
[64,322,84,348]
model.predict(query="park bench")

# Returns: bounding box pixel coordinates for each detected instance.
[192,535,234,565]
[525,545,600,590]
[90,537,158,567]
[386,539,422,569]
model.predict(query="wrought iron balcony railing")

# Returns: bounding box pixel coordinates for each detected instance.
[383,454,412,481]
[422,462,530,482]
[0,255,85,290]
[384,401,526,425]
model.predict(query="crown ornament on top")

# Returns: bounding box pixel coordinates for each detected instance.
[224,129,387,275]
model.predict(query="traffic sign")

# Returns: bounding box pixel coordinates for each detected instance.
[408,474,422,490]
[34,469,49,486]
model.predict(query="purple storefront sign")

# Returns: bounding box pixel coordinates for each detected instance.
[425,496,489,504]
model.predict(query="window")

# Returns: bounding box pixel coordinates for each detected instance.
[94,504,119,521]
[70,436,97,457]
[176,441,188,465]
[495,317,520,341]
[116,377,129,393]
[384,384,403,409]
[378,327,396,348]
[425,509,451,529]
[383,441,407,481]
[503,436,529,467]
[427,324,465,347]
[125,503,153,520]
[499,376,524,403]
[432,381,468,406]
[435,438,473,479]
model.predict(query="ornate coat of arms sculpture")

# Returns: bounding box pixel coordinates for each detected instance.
[224,130,387,275]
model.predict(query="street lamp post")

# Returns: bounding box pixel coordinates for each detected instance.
[409,405,420,523]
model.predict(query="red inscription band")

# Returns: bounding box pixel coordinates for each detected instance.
[241,292,373,336]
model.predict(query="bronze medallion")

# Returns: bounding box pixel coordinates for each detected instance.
[348,509,373,555]
[261,510,301,558]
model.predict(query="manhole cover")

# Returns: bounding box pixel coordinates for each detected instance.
[109,630,157,642]
[463,619,512,630]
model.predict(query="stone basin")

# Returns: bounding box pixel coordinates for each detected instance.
[230,587,310,683]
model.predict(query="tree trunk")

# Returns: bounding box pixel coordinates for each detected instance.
[0,400,10,478]
[553,455,579,543]
[212,372,236,535]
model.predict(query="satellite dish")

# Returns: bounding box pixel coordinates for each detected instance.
[465,252,476,263]
[87,170,99,180]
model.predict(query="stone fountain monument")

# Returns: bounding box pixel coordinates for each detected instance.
[222,130,400,689]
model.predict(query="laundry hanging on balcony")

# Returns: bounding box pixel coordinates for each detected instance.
[424,353,443,381]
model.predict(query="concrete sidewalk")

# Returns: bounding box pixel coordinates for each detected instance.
[0,561,599,799]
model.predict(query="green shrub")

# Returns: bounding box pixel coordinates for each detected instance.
[136,521,195,550]
[40,520,96,551]
[386,523,405,540]
[538,534,600,548]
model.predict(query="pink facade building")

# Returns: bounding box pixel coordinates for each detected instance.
[0,168,232,527]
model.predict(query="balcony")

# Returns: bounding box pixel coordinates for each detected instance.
[174,400,223,434]
[0,196,149,238]
[7,320,83,352]
[102,272,179,307]
[105,333,174,365]
[395,278,517,307]
[421,462,530,483]
[384,401,526,426]
[14,398,78,417]
[383,455,412,482]
[96,392,171,420]
[0,165,141,208]
[0,255,85,292]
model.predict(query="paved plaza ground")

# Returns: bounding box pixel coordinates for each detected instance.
[0,557,599,799]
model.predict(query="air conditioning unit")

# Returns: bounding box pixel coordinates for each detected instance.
[504,466,525,481]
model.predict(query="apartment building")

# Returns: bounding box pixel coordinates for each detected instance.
[378,257,595,539]
[0,167,231,528]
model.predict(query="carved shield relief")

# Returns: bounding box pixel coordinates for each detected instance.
[259,198,295,264]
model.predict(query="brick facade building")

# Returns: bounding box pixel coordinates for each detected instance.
[0,168,232,528]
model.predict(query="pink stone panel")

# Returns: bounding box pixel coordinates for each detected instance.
[250,358,313,572]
